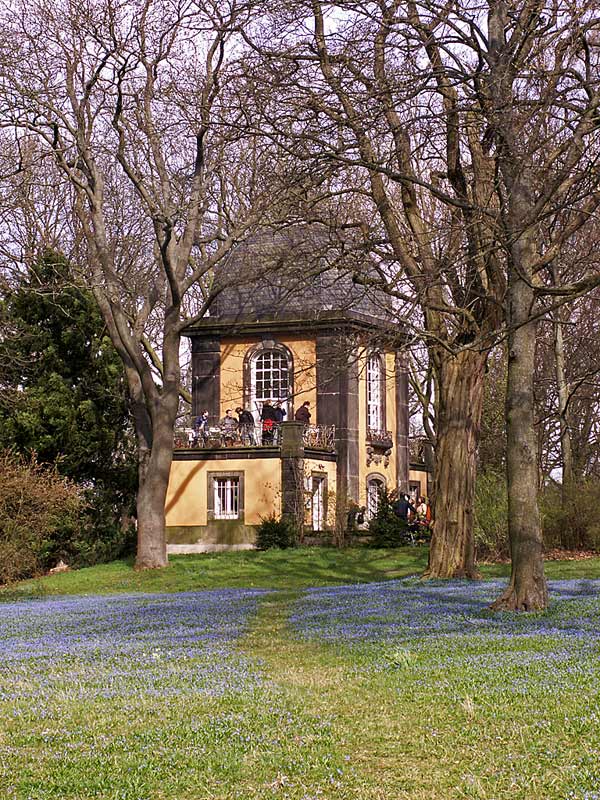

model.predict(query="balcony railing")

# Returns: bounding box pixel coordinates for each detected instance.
[409,435,433,467]
[174,422,336,452]
[367,428,393,446]
[303,424,336,450]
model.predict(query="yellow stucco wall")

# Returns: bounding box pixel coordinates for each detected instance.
[305,458,337,490]
[357,349,398,506]
[220,336,317,421]
[384,350,398,488]
[358,351,367,493]
[165,457,281,527]
[409,469,430,498]
[304,458,337,529]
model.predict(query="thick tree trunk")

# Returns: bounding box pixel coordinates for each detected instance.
[134,397,179,570]
[492,234,548,611]
[136,465,170,569]
[424,349,486,579]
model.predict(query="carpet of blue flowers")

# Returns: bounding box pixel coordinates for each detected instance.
[0,589,267,709]
[288,578,600,800]
[2,577,600,799]
[290,577,600,688]
[290,577,600,643]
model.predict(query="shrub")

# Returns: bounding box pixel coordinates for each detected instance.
[60,492,136,568]
[369,490,412,548]
[0,451,82,583]
[541,480,600,552]
[255,514,297,550]
[473,470,509,559]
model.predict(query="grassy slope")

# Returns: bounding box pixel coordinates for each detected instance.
[3,547,600,598]
[2,549,600,798]
[2,547,428,598]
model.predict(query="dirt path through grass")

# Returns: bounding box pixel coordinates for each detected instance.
[242,588,600,800]
[242,591,471,799]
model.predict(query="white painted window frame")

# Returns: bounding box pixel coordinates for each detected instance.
[366,353,383,432]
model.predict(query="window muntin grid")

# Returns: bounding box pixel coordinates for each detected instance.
[366,354,383,431]
[252,349,290,411]
[214,477,239,519]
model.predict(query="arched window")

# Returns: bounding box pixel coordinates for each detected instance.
[366,353,384,432]
[246,343,293,419]
[366,475,386,520]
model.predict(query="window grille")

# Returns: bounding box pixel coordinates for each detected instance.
[367,354,383,431]
[367,477,385,520]
[214,477,240,519]
[311,476,326,531]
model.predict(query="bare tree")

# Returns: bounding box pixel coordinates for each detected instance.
[0,0,280,568]
[245,1,600,602]
[247,1,506,578]
[484,1,600,610]
[536,285,600,489]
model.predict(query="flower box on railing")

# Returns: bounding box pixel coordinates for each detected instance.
[367,428,394,449]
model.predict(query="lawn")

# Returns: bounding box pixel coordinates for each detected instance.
[1,548,600,799]
[4,546,600,599]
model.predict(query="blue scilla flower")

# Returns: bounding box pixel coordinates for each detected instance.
[0,589,268,703]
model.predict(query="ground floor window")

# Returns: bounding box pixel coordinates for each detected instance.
[409,482,421,503]
[366,476,385,520]
[214,478,239,519]
[311,475,327,531]
[208,471,244,521]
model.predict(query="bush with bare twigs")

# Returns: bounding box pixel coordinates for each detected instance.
[0,451,82,584]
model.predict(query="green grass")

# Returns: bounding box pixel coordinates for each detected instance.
[1,546,430,598]
[4,546,600,599]
[2,548,600,799]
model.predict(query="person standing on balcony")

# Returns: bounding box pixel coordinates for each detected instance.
[273,400,286,444]
[273,400,287,423]
[193,409,209,446]
[220,409,238,446]
[236,406,254,426]
[236,406,255,445]
[294,401,311,425]
[260,400,278,444]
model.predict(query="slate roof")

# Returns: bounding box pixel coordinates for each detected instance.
[209,225,392,323]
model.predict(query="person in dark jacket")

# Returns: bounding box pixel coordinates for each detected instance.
[273,401,287,423]
[236,406,255,444]
[193,409,209,446]
[272,401,287,444]
[294,401,311,424]
[393,494,416,521]
[236,406,254,426]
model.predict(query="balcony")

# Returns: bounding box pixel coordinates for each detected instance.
[409,435,434,468]
[366,428,393,468]
[174,422,336,452]
[367,428,394,448]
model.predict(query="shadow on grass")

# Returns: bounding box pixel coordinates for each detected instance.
[3,546,599,600]
[1,546,429,599]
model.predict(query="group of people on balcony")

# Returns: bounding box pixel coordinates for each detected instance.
[192,399,313,447]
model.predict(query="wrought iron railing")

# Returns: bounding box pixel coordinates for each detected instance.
[367,428,393,445]
[303,424,336,451]
[409,436,432,466]
[174,422,336,452]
